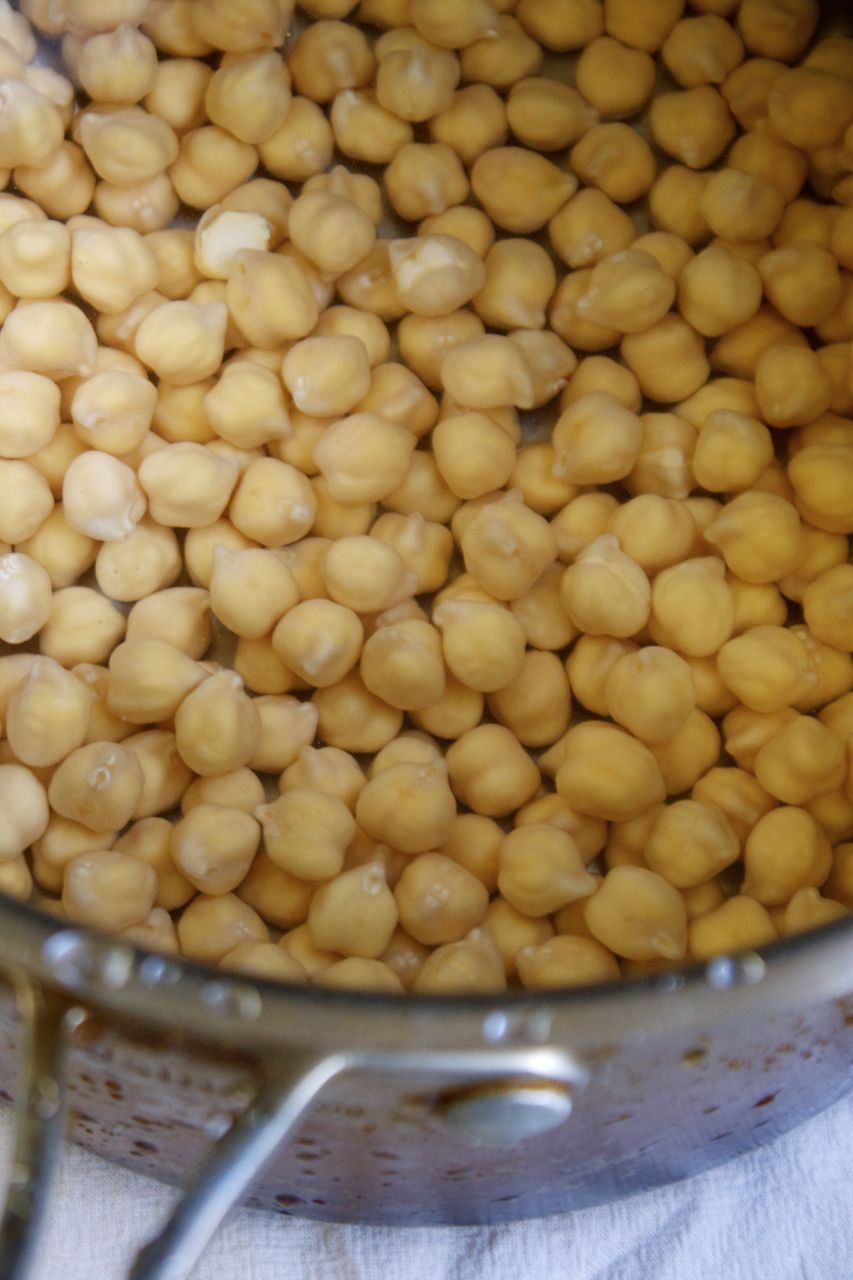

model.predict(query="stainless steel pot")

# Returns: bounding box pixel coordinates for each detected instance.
[0,900,851,1280]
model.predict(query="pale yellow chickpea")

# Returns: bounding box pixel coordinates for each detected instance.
[219,179,293,246]
[384,143,469,224]
[257,96,334,182]
[94,514,180,604]
[388,235,484,321]
[711,305,806,381]
[370,512,453,595]
[193,207,272,282]
[204,51,291,147]
[59,452,145,546]
[282,335,371,419]
[555,720,665,822]
[512,0,600,48]
[608,496,695,577]
[18,506,97,592]
[62,849,157,933]
[375,43,459,123]
[561,535,651,639]
[503,566,573,654]
[272,599,363,690]
[234,636,298,696]
[229,457,316,547]
[648,166,711,246]
[189,0,289,50]
[692,766,777,846]
[13,140,95,222]
[356,759,456,854]
[430,413,516,502]
[308,861,398,958]
[321,535,414,617]
[208,546,299,642]
[169,125,258,210]
[203,364,290,452]
[219,940,305,982]
[621,315,711,404]
[235,849,314,931]
[755,345,834,429]
[484,897,554,980]
[417,210,492,265]
[313,307,389,369]
[134,442,237,531]
[458,493,557,601]
[434,813,503,895]
[0,762,49,863]
[106,637,205,725]
[691,410,774,494]
[576,250,676,335]
[650,85,735,169]
[329,88,413,166]
[518,935,620,989]
[469,148,575,236]
[48,740,143,834]
[391,851,487,946]
[677,246,763,338]
[570,123,656,204]
[744,806,832,907]
[689,895,777,960]
[288,190,376,283]
[280,746,364,814]
[728,133,807,209]
[183,518,255,590]
[75,106,178,190]
[778,522,848,604]
[432,596,525,696]
[181,769,265,820]
[549,190,635,275]
[0,458,52,545]
[650,557,735,658]
[133,299,227,386]
[604,646,695,747]
[428,84,507,168]
[0,78,64,172]
[717,625,815,714]
[397,307,484,387]
[411,926,506,994]
[173,669,261,777]
[227,250,319,348]
[410,674,484,742]
[485,650,568,747]
[0,217,70,299]
[70,371,156,458]
[311,476,377,540]
[561,359,640,417]
[631,233,695,282]
[780,887,848,937]
[123,730,193,821]
[178,893,269,967]
[472,248,558,346]
[313,413,415,505]
[497,826,594,920]
[144,57,212,133]
[0,299,97,381]
[551,494,620,566]
[255,788,355,883]
[287,17,374,104]
[754,715,846,806]
[38,587,124,672]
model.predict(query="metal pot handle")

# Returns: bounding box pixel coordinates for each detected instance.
[0,976,586,1280]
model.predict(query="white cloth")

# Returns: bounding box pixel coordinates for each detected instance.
[2,1092,851,1280]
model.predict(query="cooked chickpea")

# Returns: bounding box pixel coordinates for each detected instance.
[743,806,832,908]
[549,192,635,278]
[375,43,459,123]
[691,410,774,493]
[555,721,665,822]
[458,493,557,601]
[650,85,735,169]
[576,38,654,119]
[517,935,620,989]
[208,546,298,642]
[760,244,843,329]
[704,492,803,585]
[0,217,70,298]
[370,512,452,596]
[460,14,544,87]
[0,458,52,545]
[622,314,711,404]
[256,96,334,183]
[168,125,258,210]
[575,250,675,335]
[561,535,650,639]
[229,457,316,547]
[427,84,507,169]
[18,506,97,592]
[0,762,49,864]
[178,893,269,966]
[801,564,853,653]
[308,861,398,958]
[570,123,656,204]
[755,344,835,430]
[70,370,156,457]
[754,715,846,807]
[203,51,291,146]
[391,851,487,946]
[689,895,777,959]
[717,626,815,714]
[603,646,695,746]
[677,246,763,339]
[173,670,260,777]
[470,240,554,335]
[48,741,143,834]
[384,142,469,223]
[411,926,506,994]
[61,849,157,932]
[13,140,95,221]
[648,166,711,246]
[586,865,687,961]
[0,298,96,381]
[498,825,596,918]
[272,599,363,689]
[252,789,354,884]
[444,723,539,818]
[313,413,416,506]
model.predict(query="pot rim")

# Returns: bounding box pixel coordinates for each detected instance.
[0,897,851,1057]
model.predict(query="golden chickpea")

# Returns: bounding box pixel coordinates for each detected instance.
[516,0,603,50]
[412,927,506,994]
[689,895,777,960]
[360,619,446,712]
[760,244,843,329]
[204,51,291,147]
[271,599,363,690]
[48,740,143,834]
[288,190,376,284]
[551,392,642,486]
[704,492,803,585]
[392,851,487,946]
[677,246,763,339]
[665,15,743,88]
[646,799,741,891]
[376,43,459,124]
[575,250,675,336]
[486,650,570,749]
[62,849,157,933]
[328,88,412,166]
[0,78,64,172]
[459,15,543,88]
[650,558,734,658]
[649,85,735,169]
[561,359,641,417]
[754,716,846,806]
[550,495,619,567]
[744,806,832,908]
[384,142,469,222]
[14,141,96,221]
[555,720,665,823]
[398,309,485,389]
[227,456,315,547]
[788,444,853,535]
[504,565,574,654]
[506,78,594,151]
[234,847,314,931]
[604,646,695,747]
[419,208,494,260]
[410,0,498,46]
[313,414,416,508]
[570,123,655,204]
[257,96,334,183]
[621,315,711,404]
[692,766,777,846]
[691,410,774,493]
[586,864,687,961]
[0,762,49,863]
[801,564,853,653]
[561,535,651,639]
[439,813,503,893]
[497,825,595,919]
[755,344,835,430]
[388,235,485,320]
[735,0,818,60]
[430,599,523,694]
[517,935,620,989]
[169,802,259,895]
[429,412,514,500]
[410,674,484,741]
[446,723,540,818]
[458,493,557,601]
[723,704,799,774]
[780,887,848,937]
[279,746,365,813]
[549,190,635,275]
[190,0,290,51]
[648,166,711,246]
[308,861,398,959]
[255,788,355,884]
[717,625,815,713]
[174,669,261,777]
[227,251,319,348]
[577,37,655,118]
[178,893,269,967]
[288,19,374,105]
[168,125,258,210]
[485,898,554,980]
[471,147,575,235]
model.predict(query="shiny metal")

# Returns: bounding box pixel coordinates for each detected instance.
[0,979,78,1280]
[130,1046,586,1280]
[439,1083,575,1147]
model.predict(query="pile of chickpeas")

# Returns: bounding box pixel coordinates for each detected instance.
[0,0,850,996]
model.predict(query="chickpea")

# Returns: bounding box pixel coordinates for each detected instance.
[570,123,656,205]
[689,895,777,960]
[759,244,844,330]
[419,208,494,260]
[459,15,543,88]
[410,673,484,741]
[207,546,298,642]
[388,235,485,321]
[18,506,97,592]
[468,148,575,237]
[676,246,763,340]
[0,551,49,645]
[506,78,593,153]
[183,769,266,818]
[390,851,487,946]
[0,763,49,864]
[48,740,143,835]
[560,535,651,640]
[13,140,94,222]
[227,456,315,547]
[178,893,269,966]
[121,730,192,821]
[621,315,711,404]
[788,444,853,535]
[603,646,695,747]
[203,51,291,147]
[560,360,640,418]
[0,217,70,299]
[649,86,735,169]
[143,57,212,134]
[287,18,374,105]
[458,493,557,601]
[0,78,64,172]
[313,413,416,507]
[586,864,687,961]
[168,125,258,210]
[743,805,832,908]
[494,826,595,920]
[428,412,514,501]
[311,476,376,540]
[232,635,296,696]
[445,723,540,818]
[703,492,803,586]
[427,85,508,168]
[621,412,695,500]
[189,0,289,50]
[436,813,503,895]
[219,179,293,247]
[664,15,744,87]
[0,459,52,545]
[755,345,835,431]
[780,887,848,938]
[577,38,655,119]
[37,586,124,671]
[502,567,573,656]
[308,861,398,958]
[410,926,505,994]
[384,142,469,223]
[313,308,389,370]
[555,720,666,823]
[319,535,411,617]
[710,305,804,381]
[359,619,445,711]
[717,625,815,715]
[646,799,741,891]
[754,715,846,807]
[258,97,334,183]
[354,760,455,855]
[650,557,735,658]
[517,935,620,989]
[253,789,354,884]
[370,512,453,595]
[375,43,459,124]
[691,410,774,494]
[692,766,778,846]
[327,89,410,166]
[227,252,319,350]
[280,746,364,813]
[105,638,204,725]
[61,849,157,933]
[484,650,568,748]
[549,189,635,275]
[485,898,554,980]
[801,564,853,654]
[514,0,602,49]
[271,599,363,690]
[288,192,376,285]
[173,670,261,777]
[648,166,711,246]
[0,298,97,381]
[576,250,676,336]
[233,848,314,932]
